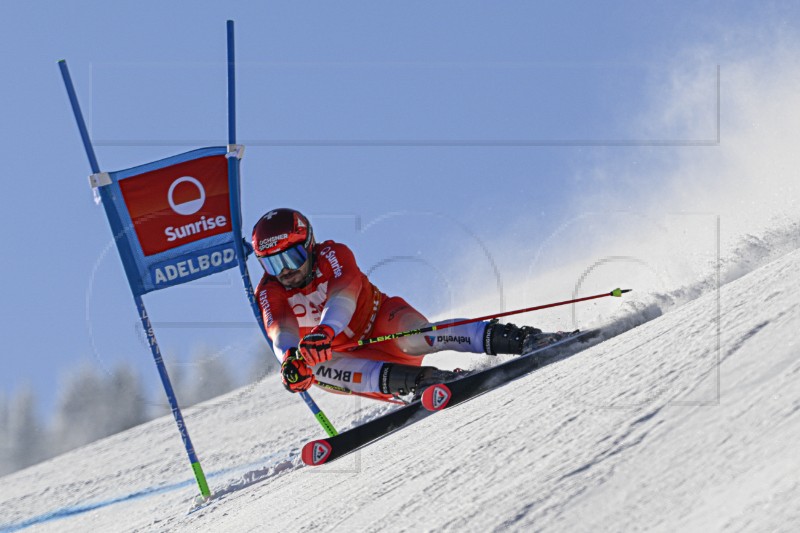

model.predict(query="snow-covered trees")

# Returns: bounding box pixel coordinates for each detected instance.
[0,392,9,475]
[1,386,47,476]
[107,365,148,432]
[184,348,235,406]
[52,363,147,455]
[154,347,236,414]
[1,345,275,476]
[249,338,280,381]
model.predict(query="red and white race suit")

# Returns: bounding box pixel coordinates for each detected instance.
[256,240,487,394]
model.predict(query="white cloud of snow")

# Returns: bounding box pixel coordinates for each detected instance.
[445,31,800,342]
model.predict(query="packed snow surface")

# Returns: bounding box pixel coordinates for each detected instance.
[2,242,800,532]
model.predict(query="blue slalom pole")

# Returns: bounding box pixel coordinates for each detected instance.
[227,20,236,145]
[223,21,337,436]
[58,59,211,498]
[134,296,210,496]
[57,61,100,174]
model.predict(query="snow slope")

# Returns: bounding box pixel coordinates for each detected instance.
[2,243,800,532]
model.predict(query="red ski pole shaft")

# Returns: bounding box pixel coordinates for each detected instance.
[334,288,631,351]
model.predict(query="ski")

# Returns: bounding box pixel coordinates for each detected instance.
[301,328,600,466]
[420,329,600,411]
[302,399,430,466]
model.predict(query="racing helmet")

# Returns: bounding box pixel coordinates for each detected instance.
[251,208,314,276]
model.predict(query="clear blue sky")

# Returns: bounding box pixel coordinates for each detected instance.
[1,1,792,416]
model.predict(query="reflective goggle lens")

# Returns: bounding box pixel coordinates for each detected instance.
[258,245,309,276]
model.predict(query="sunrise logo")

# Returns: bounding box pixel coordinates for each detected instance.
[168,176,206,215]
[163,176,228,242]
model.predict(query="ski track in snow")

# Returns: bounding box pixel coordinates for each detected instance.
[2,223,800,532]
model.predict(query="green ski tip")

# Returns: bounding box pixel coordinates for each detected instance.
[611,288,632,297]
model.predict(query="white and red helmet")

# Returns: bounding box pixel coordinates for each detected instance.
[252,208,313,276]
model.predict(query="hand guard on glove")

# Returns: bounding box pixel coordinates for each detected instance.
[298,324,336,366]
[281,348,315,393]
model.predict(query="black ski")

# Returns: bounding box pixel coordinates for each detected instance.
[302,400,429,466]
[301,329,600,466]
[420,329,600,411]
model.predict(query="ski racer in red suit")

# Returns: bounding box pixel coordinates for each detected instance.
[253,208,549,401]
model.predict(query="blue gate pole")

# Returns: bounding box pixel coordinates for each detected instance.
[224,21,337,436]
[58,59,211,498]
[134,296,210,496]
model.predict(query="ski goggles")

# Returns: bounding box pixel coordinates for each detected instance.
[257,244,309,276]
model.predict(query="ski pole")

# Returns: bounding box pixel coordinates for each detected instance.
[336,288,631,351]
[313,380,407,405]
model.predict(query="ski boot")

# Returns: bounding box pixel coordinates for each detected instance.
[379,363,464,401]
[483,320,575,355]
[482,320,543,355]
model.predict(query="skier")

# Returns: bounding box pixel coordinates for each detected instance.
[253,208,557,401]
